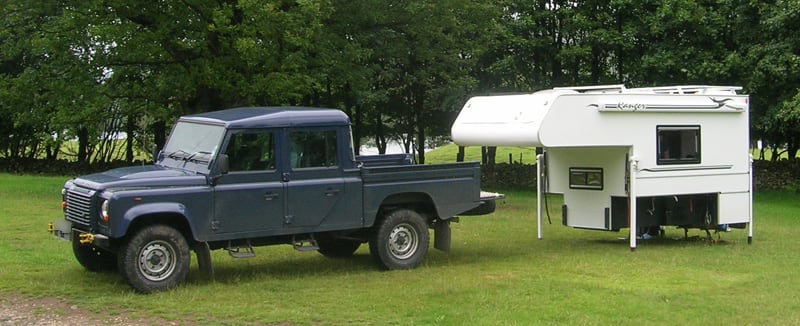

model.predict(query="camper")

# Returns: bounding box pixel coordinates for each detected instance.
[451,85,753,250]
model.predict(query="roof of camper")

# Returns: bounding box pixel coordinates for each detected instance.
[450,84,748,148]
[554,84,742,95]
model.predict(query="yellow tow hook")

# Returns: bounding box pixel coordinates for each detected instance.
[79,233,95,244]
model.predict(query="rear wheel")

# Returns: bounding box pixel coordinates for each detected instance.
[72,233,116,272]
[369,209,429,270]
[117,225,190,294]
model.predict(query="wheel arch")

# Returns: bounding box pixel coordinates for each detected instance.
[120,206,196,245]
[370,192,437,226]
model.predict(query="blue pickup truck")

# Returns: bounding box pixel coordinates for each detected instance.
[51,107,501,293]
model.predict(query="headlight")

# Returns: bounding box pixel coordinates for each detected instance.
[61,188,67,210]
[101,200,110,222]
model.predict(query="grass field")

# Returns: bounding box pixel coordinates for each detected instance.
[424,144,539,164]
[1,173,799,325]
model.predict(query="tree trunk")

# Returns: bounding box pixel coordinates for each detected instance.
[77,127,89,164]
[152,121,167,155]
[416,125,425,164]
[487,146,497,167]
[484,146,497,187]
[375,113,387,154]
[125,116,135,163]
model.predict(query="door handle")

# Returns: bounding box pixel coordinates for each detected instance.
[264,192,279,201]
[324,188,341,197]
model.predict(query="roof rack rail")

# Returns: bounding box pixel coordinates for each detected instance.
[627,85,742,95]
[554,84,626,93]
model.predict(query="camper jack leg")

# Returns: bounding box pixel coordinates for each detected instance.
[628,156,639,252]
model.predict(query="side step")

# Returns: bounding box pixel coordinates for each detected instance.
[226,241,256,258]
[292,235,319,252]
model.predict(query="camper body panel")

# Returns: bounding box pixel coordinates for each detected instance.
[451,85,752,245]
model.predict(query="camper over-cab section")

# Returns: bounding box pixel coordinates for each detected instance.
[452,85,753,250]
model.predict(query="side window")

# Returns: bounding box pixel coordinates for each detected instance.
[657,125,700,165]
[289,130,338,169]
[569,167,603,190]
[226,131,275,172]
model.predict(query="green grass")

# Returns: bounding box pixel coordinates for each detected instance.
[2,173,799,325]
[425,144,539,164]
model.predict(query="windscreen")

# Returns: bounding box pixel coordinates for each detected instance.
[160,121,226,170]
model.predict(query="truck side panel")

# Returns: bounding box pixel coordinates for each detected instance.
[361,162,482,226]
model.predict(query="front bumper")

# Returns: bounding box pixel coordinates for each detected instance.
[49,219,112,249]
[49,219,72,241]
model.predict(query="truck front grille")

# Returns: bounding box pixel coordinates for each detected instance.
[65,187,95,227]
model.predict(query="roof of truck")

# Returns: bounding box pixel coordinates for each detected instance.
[179,107,350,128]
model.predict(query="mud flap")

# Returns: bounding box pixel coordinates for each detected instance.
[193,242,214,279]
[433,220,451,253]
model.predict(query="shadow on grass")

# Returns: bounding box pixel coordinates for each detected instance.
[183,240,534,287]
[178,228,749,289]
[590,233,743,247]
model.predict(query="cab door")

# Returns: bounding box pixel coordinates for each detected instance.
[213,130,286,235]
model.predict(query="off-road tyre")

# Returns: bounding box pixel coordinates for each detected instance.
[117,225,190,294]
[369,209,429,270]
[72,232,117,272]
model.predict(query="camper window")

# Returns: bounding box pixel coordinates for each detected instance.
[657,125,700,165]
[569,167,603,190]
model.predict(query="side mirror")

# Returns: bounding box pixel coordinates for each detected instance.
[152,145,161,163]
[217,154,230,175]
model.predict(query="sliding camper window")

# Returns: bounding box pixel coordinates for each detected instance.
[657,125,700,165]
[569,167,603,190]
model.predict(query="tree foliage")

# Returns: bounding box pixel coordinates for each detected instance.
[1,0,798,165]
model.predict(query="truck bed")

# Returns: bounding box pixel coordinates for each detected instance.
[360,162,485,225]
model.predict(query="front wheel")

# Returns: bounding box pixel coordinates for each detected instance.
[369,209,429,270]
[72,232,116,272]
[117,225,190,294]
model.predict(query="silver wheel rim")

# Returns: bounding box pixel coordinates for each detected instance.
[138,240,176,282]
[388,222,418,260]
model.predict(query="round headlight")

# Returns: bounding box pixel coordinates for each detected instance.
[101,200,110,222]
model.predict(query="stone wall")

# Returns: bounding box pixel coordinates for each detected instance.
[482,160,800,191]
[753,160,800,191]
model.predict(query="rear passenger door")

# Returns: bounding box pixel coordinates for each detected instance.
[283,128,353,228]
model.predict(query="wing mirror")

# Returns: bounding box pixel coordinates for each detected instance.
[217,154,230,175]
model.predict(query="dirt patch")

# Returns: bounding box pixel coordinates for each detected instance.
[0,296,179,326]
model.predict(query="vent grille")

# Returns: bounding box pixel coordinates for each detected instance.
[65,188,95,226]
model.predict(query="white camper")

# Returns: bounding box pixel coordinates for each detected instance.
[451,85,753,250]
